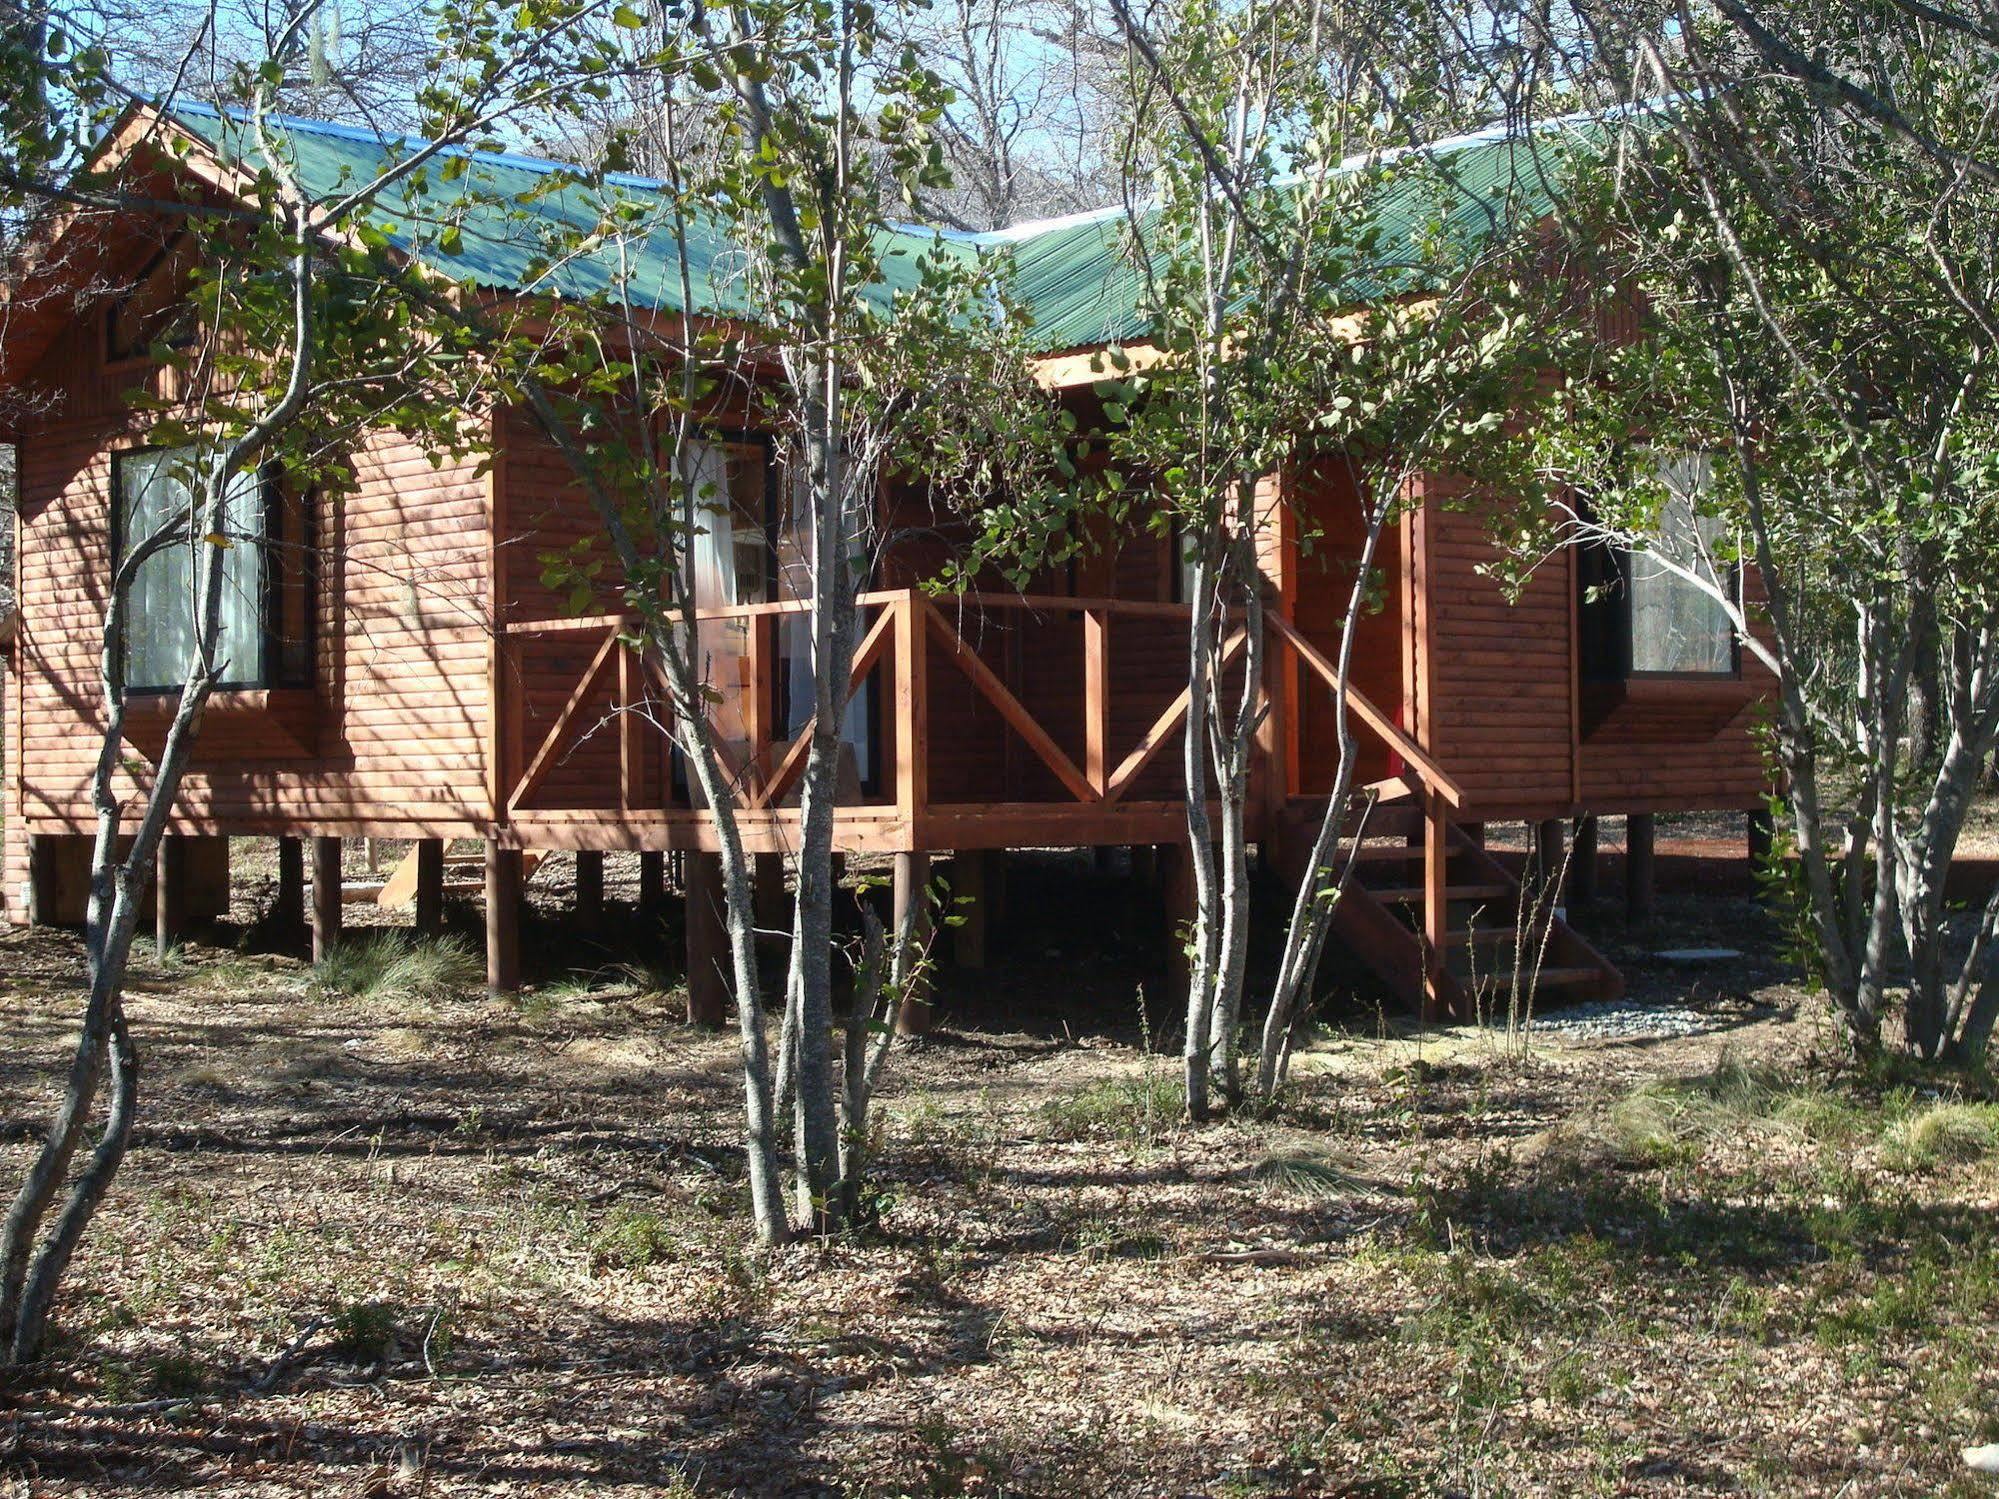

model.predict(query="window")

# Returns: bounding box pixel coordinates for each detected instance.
[113,446,313,693]
[1578,450,1739,681]
[675,436,875,790]
[105,239,195,364]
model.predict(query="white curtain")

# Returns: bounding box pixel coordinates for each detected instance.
[680,440,736,608]
[120,448,263,690]
[1629,451,1734,675]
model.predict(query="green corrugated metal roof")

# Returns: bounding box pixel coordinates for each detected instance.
[164,101,1599,355]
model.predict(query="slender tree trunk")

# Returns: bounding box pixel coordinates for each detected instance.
[1179,553,1221,1122]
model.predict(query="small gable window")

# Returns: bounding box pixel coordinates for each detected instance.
[105,239,195,365]
[113,446,314,693]
[1579,450,1739,681]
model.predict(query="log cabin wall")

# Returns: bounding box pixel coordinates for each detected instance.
[6,304,496,890]
[1285,455,1405,796]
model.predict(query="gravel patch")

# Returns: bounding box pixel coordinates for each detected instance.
[1518,997,1723,1040]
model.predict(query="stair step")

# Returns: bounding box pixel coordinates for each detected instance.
[1371,882,1513,905]
[1480,965,1605,990]
[1346,843,1441,864]
[1441,927,1518,946]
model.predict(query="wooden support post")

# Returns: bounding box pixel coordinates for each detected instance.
[685,851,727,1028]
[1626,812,1656,924]
[311,835,343,964]
[485,842,523,993]
[1130,844,1158,892]
[413,839,445,937]
[274,836,306,937]
[893,595,928,823]
[29,834,89,927]
[639,851,666,921]
[1570,815,1600,912]
[1747,808,1775,883]
[754,852,787,935]
[1161,843,1197,1007]
[574,849,604,932]
[155,834,186,952]
[1422,791,1450,1024]
[1534,818,1566,908]
[951,850,987,969]
[185,836,230,923]
[893,850,935,1035]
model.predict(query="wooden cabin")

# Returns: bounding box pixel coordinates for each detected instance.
[0,106,1773,1018]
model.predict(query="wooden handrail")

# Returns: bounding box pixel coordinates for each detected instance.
[503,588,1203,634]
[1267,610,1463,809]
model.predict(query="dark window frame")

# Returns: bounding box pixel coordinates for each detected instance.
[674,431,883,799]
[110,445,316,696]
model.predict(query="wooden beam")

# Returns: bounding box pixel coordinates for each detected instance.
[414,838,445,937]
[575,849,604,932]
[486,842,522,992]
[896,595,931,821]
[618,644,643,812]
[639,850,666,919]
[893,850,934,1036]
[951,850,987,969]
[1083,608,1110,796]
[1570,815,1599,912]
[507,625,623,814]
[685,851,727,1028]
[155,834,185,953]
[1421,790,1449,1024]
[1626,812,1656,924]
[1107,629,1248,803]
[274,836,305,937]
[311,835,342,964]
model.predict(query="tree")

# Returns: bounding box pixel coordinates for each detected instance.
[1092,0,1545,1114]
[1523,0,1999,1060]
[485,0,1064,1238]
[0,0,634,1359]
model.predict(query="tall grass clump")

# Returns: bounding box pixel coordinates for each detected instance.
[315,932,481,1006]
[1881,1103,1999,1173]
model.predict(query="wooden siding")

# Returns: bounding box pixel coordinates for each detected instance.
[11,313,492,844]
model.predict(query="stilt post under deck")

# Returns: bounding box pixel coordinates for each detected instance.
[951,850,987,969]
[155,834,185,952]
[1570,815,1600,912]
[485,842,522,992]
[1160,843,1197,1008]
[1747,809,1775,885]
[639,851,666,921]
[574,849,604,933]
[413,839,445,937]
[754,852,787,935]
[684,851,728,1028]
[274,836,306,937]
[1626,812,1656,924]
[311,835,343,964]
[893,850,934,1036]
[1421,791,1450,1024]
[1533,818,1567,909]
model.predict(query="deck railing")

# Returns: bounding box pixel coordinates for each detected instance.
[495,588,1458,849]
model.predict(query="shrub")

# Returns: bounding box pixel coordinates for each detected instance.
[1881,1103,1999,1173]
[315,933,481,1006]
[330,1299,402,1362]
[590,1205,678,1271]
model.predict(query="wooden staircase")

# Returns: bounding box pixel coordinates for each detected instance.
[368,841,547,910]
[1274,789,1622,1022]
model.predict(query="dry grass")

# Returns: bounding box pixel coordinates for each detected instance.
[0,911,1995,1496]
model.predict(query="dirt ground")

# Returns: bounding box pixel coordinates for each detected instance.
[0,842,1995,1497]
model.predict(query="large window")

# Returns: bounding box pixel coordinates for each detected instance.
[113,446,312,693]
[677,436,875,789]
[1579,450,1739,681]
